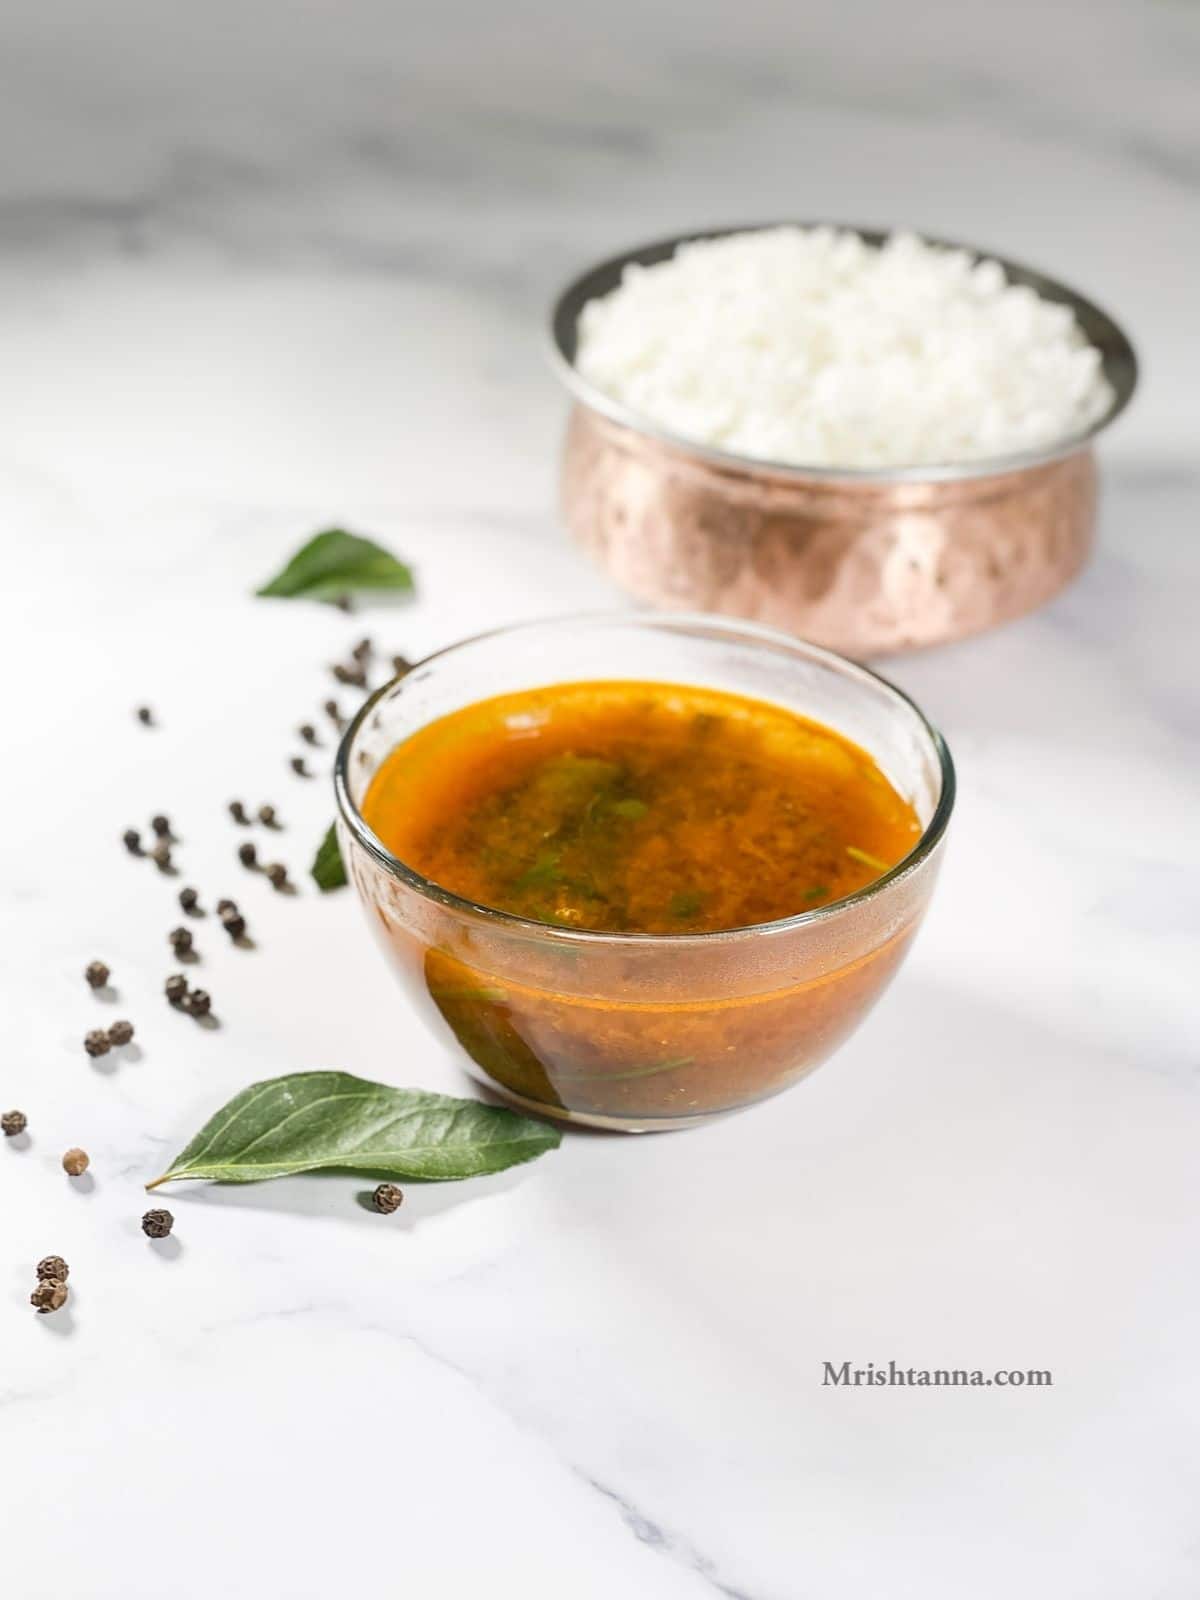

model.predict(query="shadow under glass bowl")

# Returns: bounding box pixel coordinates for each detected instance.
[549,224,1138,657]
[335,613,955,1131]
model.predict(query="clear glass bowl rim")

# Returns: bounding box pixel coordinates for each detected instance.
[333,611,956,948]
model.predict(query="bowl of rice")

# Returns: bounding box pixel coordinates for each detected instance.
[549,224,1137,655]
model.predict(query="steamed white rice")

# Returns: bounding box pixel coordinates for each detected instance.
[574,227,1113,470]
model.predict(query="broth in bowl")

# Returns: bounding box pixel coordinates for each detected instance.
[363,680,919,933]
[337,614,953,1130]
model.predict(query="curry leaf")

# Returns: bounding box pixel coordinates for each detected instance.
[610,798,649,820]
[312,822,347,891]
[256,528,415,605]
[146,1071,561,1188]
[511,851,563,893]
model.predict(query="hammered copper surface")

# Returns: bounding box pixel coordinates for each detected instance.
[562,405,1098,657]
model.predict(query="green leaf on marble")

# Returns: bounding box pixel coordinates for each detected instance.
[147,1071,561,1188]
[312,822,347,891]
[255,528,415,605]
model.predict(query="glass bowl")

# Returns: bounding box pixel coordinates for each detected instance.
[335,614,955,1131]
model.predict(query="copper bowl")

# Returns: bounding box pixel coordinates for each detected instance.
[550,226,1138,656]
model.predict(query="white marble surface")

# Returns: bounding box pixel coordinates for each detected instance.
[2,3,1199,1596]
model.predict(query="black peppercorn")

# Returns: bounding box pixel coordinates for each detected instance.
[169,926,193,956]
[31,1279,69,1314]
[298,723,319,746]
[151,840,173,872]
[391,654,413,678]
[216,898,238,918]
[62,1148,90,1177]
[229,799,250,825]
[237,841,258,869]
[165,973,189,1007]
[151,814,171,838]
[258,803,279,827]
[352,637,373,663]
[289,757,311,778]
[264,862,289,890]
[85,960,110,989]
[222,912,247,940]
[179,886,200,914]
[1,1109,27,1137]
[136,705,154,726]
[123,828,143,855]
[323,699,344,728]
[84,1029,111,1058]
[331,663,366,688]
[107,1019,134,1047]
[142,1208,174,1239]
[372,1182,404,1214]
[186,988,212,1018]
[36,1255,69,1282]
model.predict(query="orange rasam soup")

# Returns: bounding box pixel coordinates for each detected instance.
[357,679,926,1122]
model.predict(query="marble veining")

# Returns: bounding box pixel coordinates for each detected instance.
[1,3,1199,1596]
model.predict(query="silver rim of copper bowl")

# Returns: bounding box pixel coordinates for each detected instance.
[547,223,1139,485]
